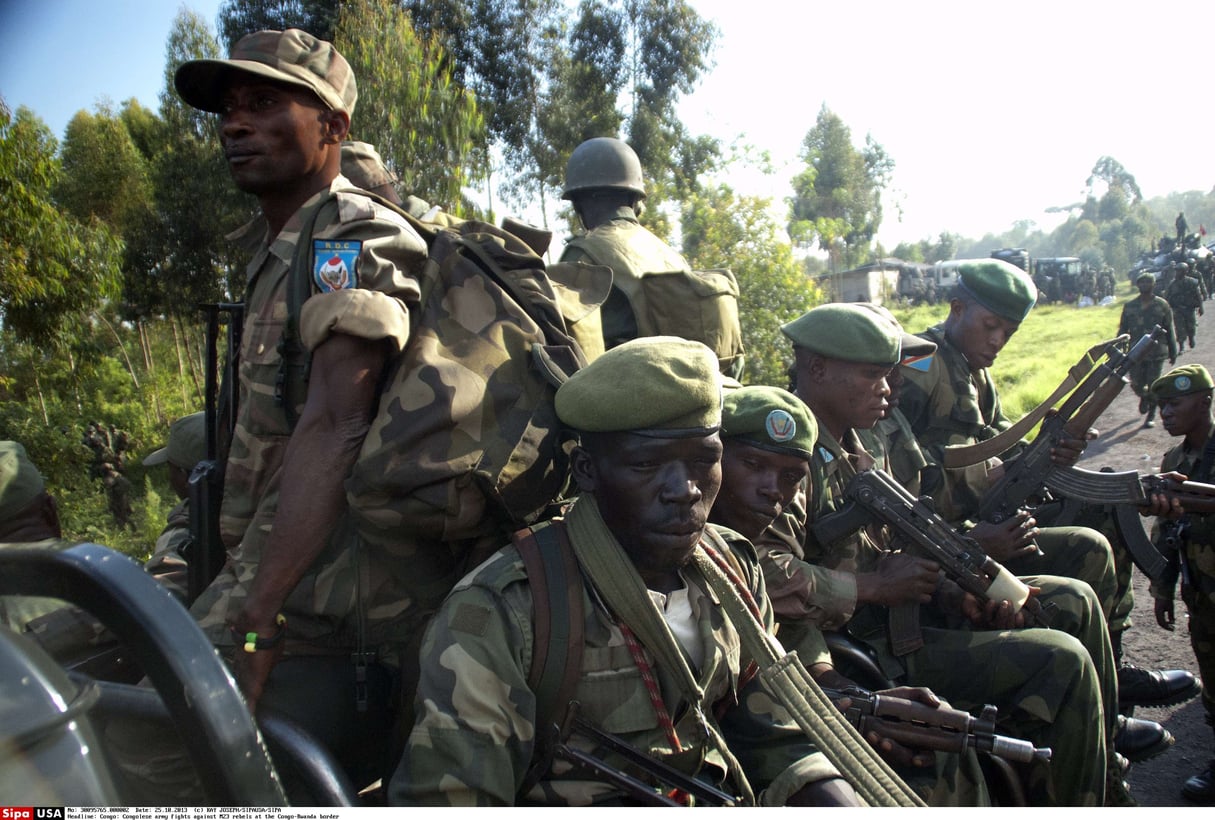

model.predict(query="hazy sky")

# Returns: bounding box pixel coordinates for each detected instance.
[3,0,1210,248]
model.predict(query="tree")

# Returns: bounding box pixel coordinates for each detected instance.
[788,105,894,270]
[0,101,122,345]
[1087,156,1142,205]
[217,0,339,48]
[682,182,822,387]
[334,0,486,211]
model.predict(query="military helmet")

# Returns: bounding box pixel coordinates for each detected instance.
[562,137,646,200]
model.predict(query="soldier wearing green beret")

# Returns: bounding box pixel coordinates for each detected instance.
[757,302,1143,805]
[393,338,884,807]
[1120,272,1178,427]
[1148,364,1215,804]
[899,260,1198,719]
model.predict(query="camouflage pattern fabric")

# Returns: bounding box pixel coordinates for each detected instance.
[390,514,843,807]
[1119,295,1179,399]
[191,175,443,664]
[899,325,1132,633]
[1166,276,1204,345]
[143,498,191,602]
[1152,438,1215,723]
[757,428,1112,805]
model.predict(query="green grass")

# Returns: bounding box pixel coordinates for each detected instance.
[889,281,1135,424]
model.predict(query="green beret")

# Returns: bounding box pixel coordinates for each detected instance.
[143,412,207,470]
[955,259,1037,321]
[1136,272,1156,285]
[854,302,937,358]
[556,336,722,435]
[780,303,901,366]
[0,441,45,522]
[721,386,817,461]
[1151,364,1214,399]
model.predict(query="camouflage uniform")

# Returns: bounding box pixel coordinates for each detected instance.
[189,175,436,666]
[755,428,1111,806]
[560,207,690,352]
[1119,294,1179,406]
[1151,431,1215,729]
[391,507,840,806]
[898,326,1130,634]
[142,499,191,603]
[1166,274,1204,349]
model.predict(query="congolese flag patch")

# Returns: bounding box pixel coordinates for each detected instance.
[313,239,362,292]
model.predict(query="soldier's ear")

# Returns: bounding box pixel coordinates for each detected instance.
[321,109,350,144]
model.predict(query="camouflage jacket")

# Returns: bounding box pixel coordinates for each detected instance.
[560,207,689,350]
[391,502,838,806]
[1150,426,1215,602]
[898,326,1017,524]
[143,498,191,603]
[1118,296,1178,360]
[190,175,431,655]
[1166,275,1203,314]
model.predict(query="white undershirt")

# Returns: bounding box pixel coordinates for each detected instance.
[647,579,704,671]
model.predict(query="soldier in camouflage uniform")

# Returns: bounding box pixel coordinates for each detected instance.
[1120,272,1179,427]
[1149,365,1215,804]
[759,303,1123,806]
[1166,264,1204,350]
[173,30,432,791]
[392,339,869,807]
[140,413,206,602]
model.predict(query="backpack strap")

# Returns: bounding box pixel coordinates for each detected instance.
[513,522,585,796]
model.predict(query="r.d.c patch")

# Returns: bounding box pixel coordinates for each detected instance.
[313,239,361,292]
[765,409,796,443]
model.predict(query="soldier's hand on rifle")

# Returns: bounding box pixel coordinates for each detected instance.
[965,512,1039,562]
[1047,416,1097,468]
[834,685,942,769]
[1139,471,1188,518]
[1154,597,1176,631]
[959,583,1038,630]
[856,553,939,607]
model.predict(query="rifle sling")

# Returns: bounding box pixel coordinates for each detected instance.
[943,337,1113,469]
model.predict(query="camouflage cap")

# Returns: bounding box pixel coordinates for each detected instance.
[175,28,357,115]
[341,141,397,189]
[955,259,1037,321]
[556,337,722,435]
[1151,364,1215,399]
[142,412,206,470]
[780,303,901,366]
[721,386,816,461]
[0,441,45,522]
[1136,271,1156,285]
[855,302,937,359]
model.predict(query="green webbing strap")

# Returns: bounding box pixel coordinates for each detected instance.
[564,498,757,805]
[692,531,925,808]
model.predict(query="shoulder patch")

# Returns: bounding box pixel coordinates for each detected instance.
[901,353,934,372]
[450,602,492,637]
[313,239,361,292]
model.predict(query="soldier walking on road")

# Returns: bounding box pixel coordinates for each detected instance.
[1120,272,1179,428]
[1167,264,1204,350]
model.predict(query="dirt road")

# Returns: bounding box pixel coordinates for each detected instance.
[1066,299,1211,806]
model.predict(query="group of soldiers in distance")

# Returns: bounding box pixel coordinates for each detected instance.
[5,27,1215,810]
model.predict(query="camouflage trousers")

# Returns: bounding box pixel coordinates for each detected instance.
[1004,523,1130,635]
[1127,358,1167,400]
[1176,311,1199,345]
[1181,539,1215,723]
[888,576,1111,806]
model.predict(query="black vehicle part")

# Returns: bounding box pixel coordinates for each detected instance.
[0,542,286,805]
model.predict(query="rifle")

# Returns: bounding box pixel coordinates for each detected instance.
[536,701,739,806]
[953,328,1172,582]
[812,468,1054,656]
[825,686,1052,765]
[187,302,244,605]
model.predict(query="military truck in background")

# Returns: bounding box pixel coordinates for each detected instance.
[990,248,1087,304]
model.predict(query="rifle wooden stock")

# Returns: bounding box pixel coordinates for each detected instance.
[826,688,1051,765]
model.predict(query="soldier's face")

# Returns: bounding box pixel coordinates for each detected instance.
[947,301,1020,370]
[1160,392,1213,438]
[574,432,722,587]
[796,355,890,435]
[713,440,809,540]
[218,77,343,198]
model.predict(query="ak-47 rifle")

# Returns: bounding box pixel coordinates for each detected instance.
[187,302,244,605]
[825,686,1051,765]
[539,691,1048,805]
[945,328,1172,583]
[812,468,1055,656]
